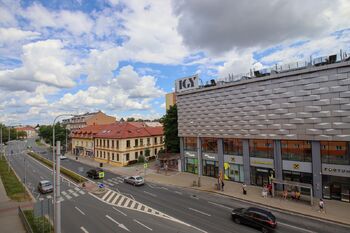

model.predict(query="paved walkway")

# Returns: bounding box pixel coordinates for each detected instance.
[0,178,32,233]
[68,154,350,226]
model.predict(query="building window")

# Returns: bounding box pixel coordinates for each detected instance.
[160,136,163,143]
[107,152,110,160]
[112,140,114,148]
[155,148,158,155]
[117,154,119,161]
[100,139,102,147]
[321,141,350,165]
[140,139,143,146]
[103,151,106,159]
[184,137,197,151]
[224,139,243,156]
[116,140,119,149]
[281,140,312,162]
[125,153,129,161]
[107,140,109,148]
[249,139,274,159]
[140,151,143,156]
[103,140,106,148]
[112,153,115,161]
[135,152,138,160]
[126,140,130,148]
[147,138,150,145]
[154,137,158,144]
[202,138,217,153]
[135,139,138,147]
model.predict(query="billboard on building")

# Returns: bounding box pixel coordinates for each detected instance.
[175,74,199,93]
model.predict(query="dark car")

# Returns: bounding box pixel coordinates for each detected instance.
[87,168,105,179]
[231,207,277,233]
[38,180,53,194]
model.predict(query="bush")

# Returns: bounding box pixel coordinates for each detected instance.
[148,155,156,161]
[27,152,87,183]
[24,210,52,233]
[137,155,145,163]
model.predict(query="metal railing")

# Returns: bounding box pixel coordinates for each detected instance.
[18,207,34,233]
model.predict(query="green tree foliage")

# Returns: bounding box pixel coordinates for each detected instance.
[162,104,180,153]
[17,131,27,138]
[126,117,135,122]
[38,123,69,145]
[144,148,150,157]
[0,124,18,143]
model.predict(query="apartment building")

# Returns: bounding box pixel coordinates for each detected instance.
[15,126,37,138]
[94,122,164,166]
[63,111,116,130]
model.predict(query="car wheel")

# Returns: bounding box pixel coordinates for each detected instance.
[261,227,269,233]
[234,218,241,224]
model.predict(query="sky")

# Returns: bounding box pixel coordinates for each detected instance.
[0,0,350,125]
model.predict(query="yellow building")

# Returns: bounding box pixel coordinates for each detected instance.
[165,92,176,110]
[94,122,164,166]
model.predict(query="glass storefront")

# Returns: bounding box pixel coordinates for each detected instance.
[322,175,350,202]
[250,167,274,186]
[185,157,198,174]
[203,160,219,177]
[283,171,312,195]
[224,162,244,182]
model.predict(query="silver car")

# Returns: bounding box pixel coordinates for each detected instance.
[124,176,144,186]
[38,180,53,194]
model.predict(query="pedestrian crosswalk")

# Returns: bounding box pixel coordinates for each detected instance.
[38,188,86,202]
[101,177,124,187]
[91,189,179,223]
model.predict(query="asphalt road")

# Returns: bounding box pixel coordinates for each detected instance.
[6,139,350,233]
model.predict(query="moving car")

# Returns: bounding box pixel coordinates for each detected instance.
[124,176,144,186]
[38,180,53,194]
[231,207,277,233]
[59,155,67,160]
[87,168,105,179]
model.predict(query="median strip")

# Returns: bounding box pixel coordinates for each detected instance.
[27,151,87,184]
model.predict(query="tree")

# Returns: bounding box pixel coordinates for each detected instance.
[0,124,17,143]
[17,130,27,139]
[126,117,135,122]
[162,104,180,153]
[38,122,69,145]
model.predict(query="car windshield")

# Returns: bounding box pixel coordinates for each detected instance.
[136,177,143,180]
[42,182,52,187]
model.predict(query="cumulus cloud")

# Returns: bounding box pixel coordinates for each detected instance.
[173,0,348,54]
[0,28,40,44]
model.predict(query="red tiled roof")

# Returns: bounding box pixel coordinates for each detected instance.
[16,126,36,131]
[71,122,163,139]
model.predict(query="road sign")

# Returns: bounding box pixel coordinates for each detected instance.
[98,183,105,189]
[144,163,148,169]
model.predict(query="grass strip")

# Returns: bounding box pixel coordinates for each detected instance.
[27,152,87,183]
[24,209,53,233]
[35,139,45,147]
[0,156,31,201]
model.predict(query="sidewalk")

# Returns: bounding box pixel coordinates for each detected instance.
[68,154,350,226]
[0,178,33,233]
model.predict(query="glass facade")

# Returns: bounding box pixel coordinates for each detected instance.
[281,140,312,162]
[202,160,219,177]
[224,162,244,182]
[185,158,198,174]
[249,139,274,158]
[283,171,313,194]
[321,141,350,165]
[184,137,197,151]
[250,167,274,186]
[202,138,218,153]
[224,139,243,155]
[322,175,350,202]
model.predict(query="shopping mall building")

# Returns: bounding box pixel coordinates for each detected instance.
[176,56,350,202]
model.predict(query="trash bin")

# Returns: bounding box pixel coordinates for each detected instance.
[100,163,103,167]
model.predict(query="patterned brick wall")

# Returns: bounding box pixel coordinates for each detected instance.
[177,62,350,141]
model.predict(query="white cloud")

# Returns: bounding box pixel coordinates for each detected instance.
[0,28,40,44]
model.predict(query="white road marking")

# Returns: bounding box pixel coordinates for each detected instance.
[61,191,67,195]
[107,192,116,202]
[39,197,44,201]
[46,195,52,199]
[112,194,120,204]
[160,187,168,190]
[134,219,152,231]
[102,190,111,200]
[143,191,157,197]
[65,194,72,199]
[113,207,127,216]
[278,222,316,233]
[80,226,89,233]
[79,190,85,195]
[190,195,199,200]
[75,206,86,216]
[208,201,232,210]
[74,187,80,191]
[105,215,130,232]
[188,207,211,217]
[72,192,79,197]
[174,191,183,195]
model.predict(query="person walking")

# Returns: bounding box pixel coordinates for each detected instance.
[242,183,247,195]
[221,179,225,191]
[319,199,325,213]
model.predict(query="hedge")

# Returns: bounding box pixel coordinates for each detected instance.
[23,209,53,233]
[27,152,87,183]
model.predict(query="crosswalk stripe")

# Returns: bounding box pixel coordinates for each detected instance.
[117,196,125,206]
[127,200,133,208]
[58,197,64,202]
[107,193,116,202]
[68,189,74,194]
[72,192,79,197]
[74,187,80,191]
[123,199,131,207]
[112,194,120,204]
[79,190,85,195]
[130,201,137,208]
[61,191,67,195]
[102,190,111,200]
[65,194,72,199]
[46,195,52,199]
[137,204,143,210]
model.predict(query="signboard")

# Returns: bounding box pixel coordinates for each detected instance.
[175,74,199,93]
[144,163,148,169]
[282,160,312,173]
[98,171,105,179]
[185,151,197,157]
[203,153,218,161]
[322,164,350,178]
[224,155,243,164]
[250,158,274,168]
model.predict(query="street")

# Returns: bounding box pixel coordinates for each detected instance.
[6,139,350,233]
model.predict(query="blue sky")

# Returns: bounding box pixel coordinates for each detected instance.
[0,0,349,125]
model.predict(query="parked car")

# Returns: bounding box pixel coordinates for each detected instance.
[59,155,67,160]
[231,207,277,233]
[87,168,105,179]
[124,176,144,186]
[38,180,53,194]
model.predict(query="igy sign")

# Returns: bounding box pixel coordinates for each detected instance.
[175,75,199,92]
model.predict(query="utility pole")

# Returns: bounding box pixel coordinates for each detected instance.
[65,128,68,154]
[55,141,61,233]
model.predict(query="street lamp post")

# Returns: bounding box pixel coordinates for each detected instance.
[52,114,74,233]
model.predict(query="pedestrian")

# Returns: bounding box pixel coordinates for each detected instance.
[319,199,325,213]
[262,186,268,198]
[242,183,247,195]
[221,179,225,191]
[267,183,272,197]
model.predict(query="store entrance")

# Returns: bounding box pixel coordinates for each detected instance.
[322,175,350,202]
[255,169,270,186]
[203,160,219,177]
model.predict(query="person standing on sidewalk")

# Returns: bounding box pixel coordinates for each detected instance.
[319,199,325,213]
[221,179,225,191]
[242,183,247,195]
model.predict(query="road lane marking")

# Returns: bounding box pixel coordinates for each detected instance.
[102,190,112,200]
[74,187,80,191]
[79,190,85,195]
[117,196,126,206]
[190,195,199,200]
[105,215,130,232]
[160,187,168,190]
[112,194,120,204]
[188,207,211,217]
[278,222,316,233]
[134,219,152,231]
[107,192,116,202]
[208,201,232,210]
[72,192,79,197]
[113,207,127,216]
[143,191,157,197]
[61,191,67,195]
[174,191,182,195]
[80,226,89,233]
[75,206,86,216]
